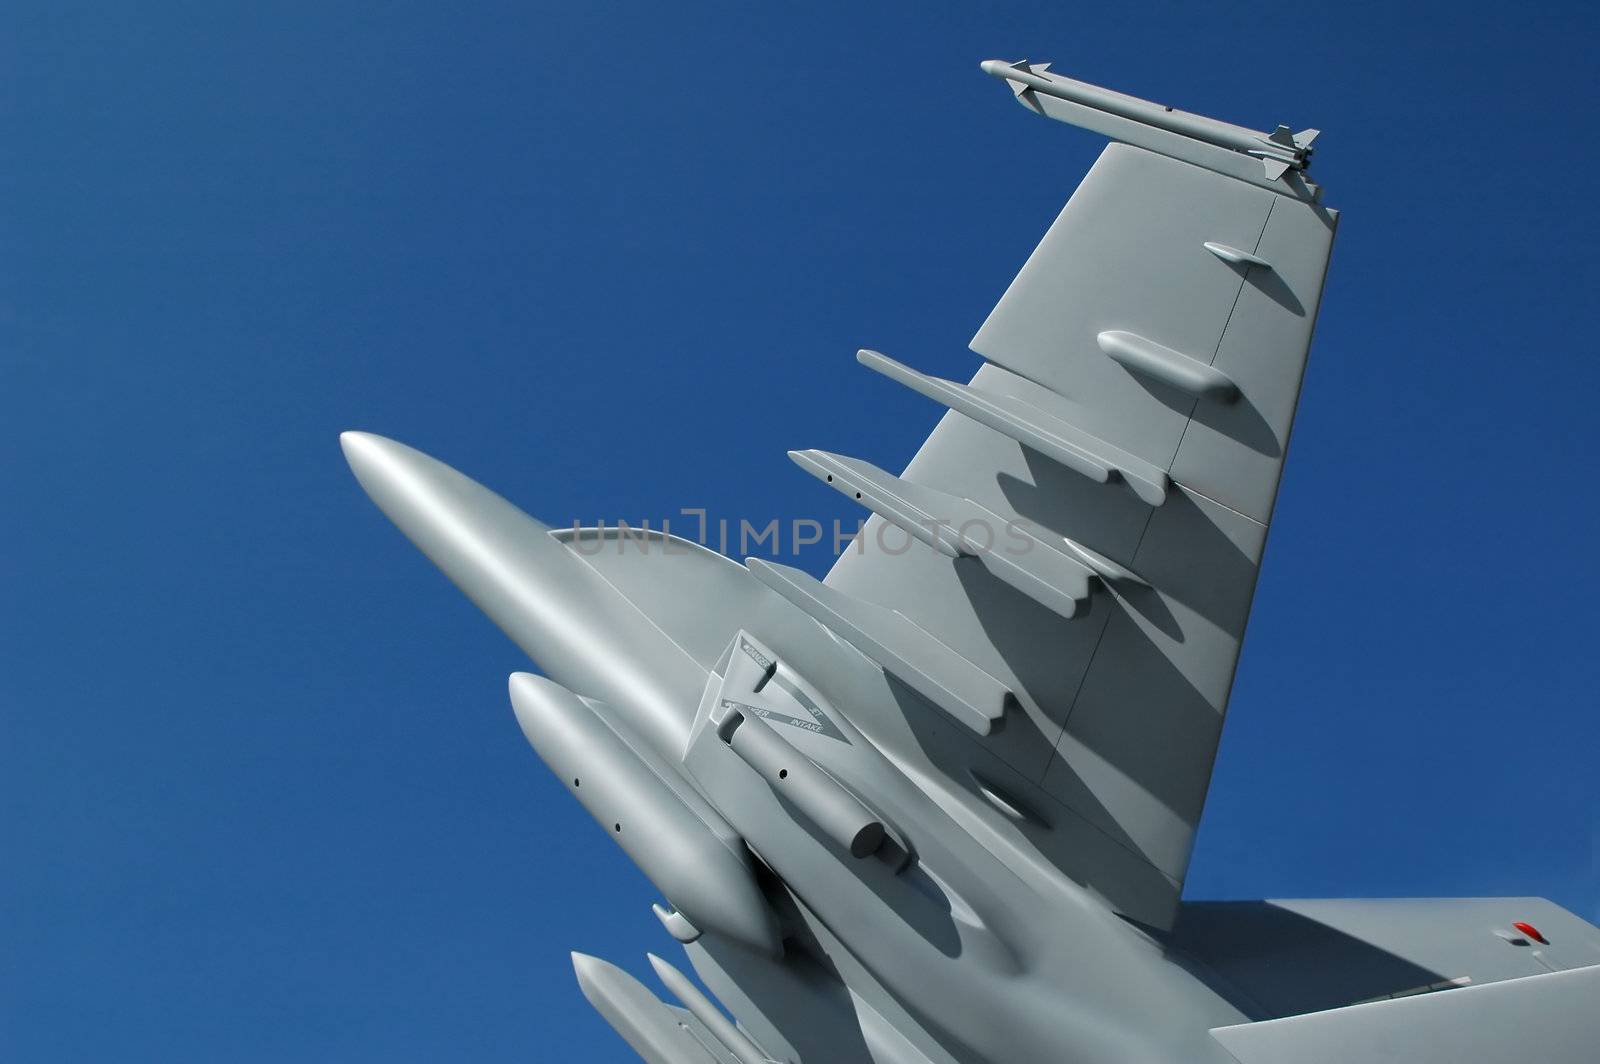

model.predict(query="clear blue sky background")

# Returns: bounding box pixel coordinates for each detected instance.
[5,3,1598,1061]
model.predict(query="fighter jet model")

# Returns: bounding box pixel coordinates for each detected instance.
[342,60,1600,1064]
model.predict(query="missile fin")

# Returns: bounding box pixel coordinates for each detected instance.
[1004,61,1045,113]
[977,59,1324,200]
[1262,157,1291,181]
[1267,123,1297,147]
[1294,127,1321,148]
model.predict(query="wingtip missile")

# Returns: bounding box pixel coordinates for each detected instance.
[981,58,1049,113]
[570,949,608,985]
[978,58,1316,183]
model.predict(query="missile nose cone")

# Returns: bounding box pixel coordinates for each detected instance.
[570,951,606,985]
[338,429,380,479]
[645,952,676,984]
[341,431,416,509]
[980,59,1012,78]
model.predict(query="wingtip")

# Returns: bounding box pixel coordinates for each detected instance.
[856,349,911,377]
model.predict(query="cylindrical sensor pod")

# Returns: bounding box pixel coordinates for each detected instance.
[717,707,885,859]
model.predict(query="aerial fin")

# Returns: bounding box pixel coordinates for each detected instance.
[1006,60,1045,113]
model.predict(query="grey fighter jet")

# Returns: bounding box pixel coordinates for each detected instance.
[341,60,1600,1064]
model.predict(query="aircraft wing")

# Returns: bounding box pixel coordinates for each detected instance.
[820,69,1337,922]
[1172,897,1600,1019]
[1210,962,1600,1064]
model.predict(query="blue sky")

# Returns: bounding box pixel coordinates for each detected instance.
[5,3,1599,1061]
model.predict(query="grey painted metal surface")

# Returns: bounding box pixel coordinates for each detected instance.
[980,59,1323,198]
[573,952,732,1064]
[747,558,1009,736]
[508,673,782,956]
[649,954,776,1064]
[342,58,1597,1064]
[1210,963,1600,1063]
[712,703,886,859]
[1174,897,1600,1021]
[856,348,1171,506]
[792,449,1097,618]
[1095,329,1242,402]
[979,59,1316,181]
